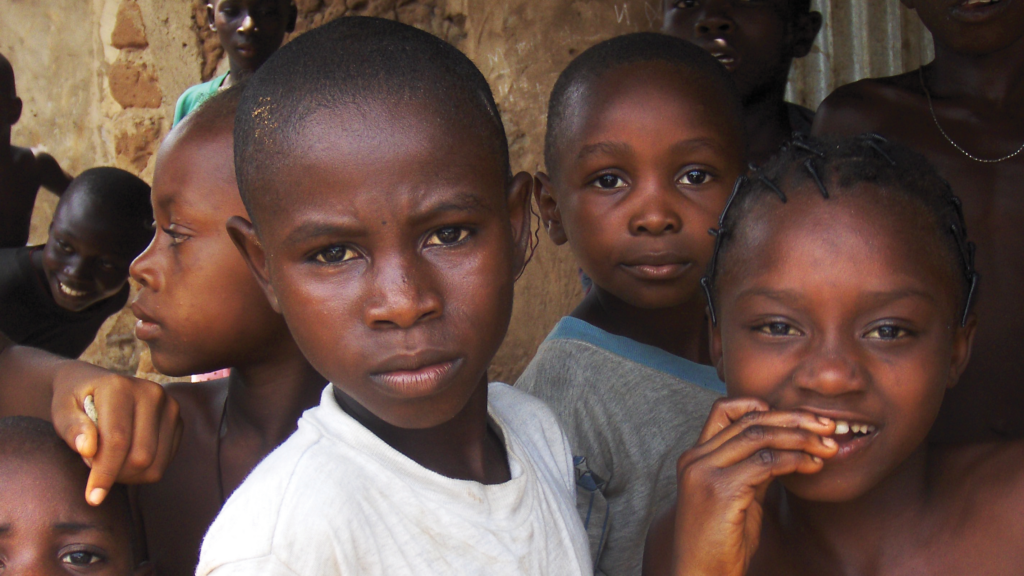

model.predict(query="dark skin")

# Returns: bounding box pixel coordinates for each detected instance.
[536,61,744,363]
[0,54,73,248]
[31,186,152,314]
[206,0,296,88]
[122,120,325,576]
[644,183,1024,576]
[0,452,151,576]
[812,0,1024,442]
[228,99,533,484]
[663,0,822,166]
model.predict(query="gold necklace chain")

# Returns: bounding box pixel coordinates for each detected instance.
[918,67,1024,164]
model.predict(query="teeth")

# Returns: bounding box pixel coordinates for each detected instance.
[963,0,998,5]
[832,420,876,436]
[59,282,86,297]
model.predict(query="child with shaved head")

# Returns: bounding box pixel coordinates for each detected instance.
[0,415,150,575]
[0,52,73,248]
[0,167,153,357]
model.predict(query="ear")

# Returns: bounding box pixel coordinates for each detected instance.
[789,11,822,59]
[534,171,568,246]
[286,1,298,33]
[947,313,977,390]
[8,97,21,125]
[225,215,282,313]
[133,561,156,576]
[709,311,726,383]
[206,3,217,30]
[506,171,534,278]
[900,0,916,10]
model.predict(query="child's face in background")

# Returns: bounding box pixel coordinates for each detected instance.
[711,183,974,502]
[0,455,138,576]
[42,193,148,313]
[233,101,530,429]
[540,61,743,310]
[901,0,1024,55]
[662,0,818,101]
[207,0,295,73]
[130,127,291,377]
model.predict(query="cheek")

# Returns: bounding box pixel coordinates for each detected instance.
[720,327,793,399]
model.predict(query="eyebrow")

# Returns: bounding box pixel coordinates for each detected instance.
[282,192,488,247]
[575,137,724,163]
[53,522,110,534]
[735,287,938,305]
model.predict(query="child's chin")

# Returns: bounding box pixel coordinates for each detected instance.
[778,471,874,504]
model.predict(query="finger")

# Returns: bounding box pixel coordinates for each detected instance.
[701,424,837,472]
[697,408,835,457]
[737,448,827,486]
[84,391,137,506]
[696,397,771,444]
[53,391,100,460]
[130,394,183,484]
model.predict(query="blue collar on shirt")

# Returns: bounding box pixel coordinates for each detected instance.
[544,316,726,395]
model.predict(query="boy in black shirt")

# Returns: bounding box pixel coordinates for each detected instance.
[0,167,153,357]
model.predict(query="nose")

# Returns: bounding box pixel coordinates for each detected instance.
[129,235,162,291]
[792,336,869,398]
[364,255,443,329]
[238,14,256,33]
[627,181,683,236]
[695,1,735,36]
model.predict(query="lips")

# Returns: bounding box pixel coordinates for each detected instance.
[57,280,90,299]
[131,300,162,341]
[951,0,1010,21]
[797,408,881,461]
[701,40,740,72]
[620,254,693,281]
[369,355,462,397]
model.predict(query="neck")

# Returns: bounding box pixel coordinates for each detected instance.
[223,342,327,447]
[571,286,711,364]
[928,38,1024,105]
[777,447,933,572]
[224,60,256,89]
[742,80,793,167]
[0,131,11,164]
[334,377,510,484]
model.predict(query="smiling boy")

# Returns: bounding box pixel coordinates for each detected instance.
[0,168,153,357]
[663,0,821,166]
[173,0,297,125]
[517,33,744,575]
[195,17,589,576]
[812,0,1024,443]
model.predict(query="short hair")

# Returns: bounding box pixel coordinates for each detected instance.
[234,16,509,223]
[179,81,246,137]
[544,32,743,176]
[0,53,15,98]
[702,133,979,327]
[59,167,153,238]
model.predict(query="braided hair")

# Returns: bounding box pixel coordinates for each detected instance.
[701,133,979,327]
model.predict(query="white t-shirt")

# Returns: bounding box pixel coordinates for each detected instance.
[196,383,592,576]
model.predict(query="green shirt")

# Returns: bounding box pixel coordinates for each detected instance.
[172,72,229,127]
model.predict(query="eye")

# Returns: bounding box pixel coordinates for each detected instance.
[865,324,909,340]
[755,321,801,337]
[98,259,118,272]
[163,228,189,246]
[679,169,711,186]
[675,0,698,7]
[314,245,358,264]
[60,550,104,566]
[425,227,470,246]
[57,240,75,254]
[591,174,627,190]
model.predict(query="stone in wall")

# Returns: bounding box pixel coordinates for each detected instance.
[111,0,149,49]
[108,51,163,109]
[114,113,164,173]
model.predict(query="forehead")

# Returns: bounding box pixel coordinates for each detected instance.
[252,102,506,232]
[0,456,123,534]
[719,183,956,302]
[153,127,243,218]
[568,62,740,153]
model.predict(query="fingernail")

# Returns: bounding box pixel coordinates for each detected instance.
[812,456,823,463]
[817,416,832,426]
[88,488,107,506]
[822,436,837,448]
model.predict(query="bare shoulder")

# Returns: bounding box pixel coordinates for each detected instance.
[641,501,676,576]
[935,441,1024,519]
[812,72,922,137]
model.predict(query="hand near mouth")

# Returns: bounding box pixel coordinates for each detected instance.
[649,398,837,576]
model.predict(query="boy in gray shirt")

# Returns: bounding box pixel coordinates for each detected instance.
[517,33,746,575]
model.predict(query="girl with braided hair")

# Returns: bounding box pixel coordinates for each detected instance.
[643,135,1024,576]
